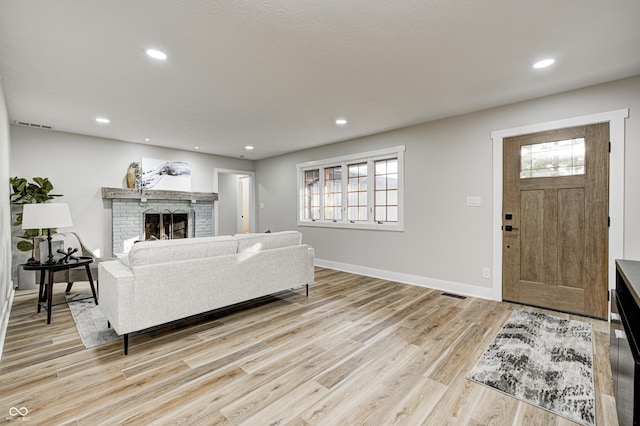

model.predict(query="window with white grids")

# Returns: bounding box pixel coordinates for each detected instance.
[303,169,320,221]
[324,166,342,221]
[374,158,398,223]
[297,146,404,231]
[347,162,368,222]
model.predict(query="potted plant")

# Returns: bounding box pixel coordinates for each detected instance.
[9,176,63,288]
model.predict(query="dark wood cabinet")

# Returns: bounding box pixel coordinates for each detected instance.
[611,260,640,425]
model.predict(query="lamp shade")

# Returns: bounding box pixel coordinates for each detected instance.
[21,203,73,230]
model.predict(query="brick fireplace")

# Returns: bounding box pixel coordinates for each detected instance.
[102,187,218,257]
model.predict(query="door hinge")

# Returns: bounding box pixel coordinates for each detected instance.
[608,216,611,227]
[608,290,611,301]
[609,142,612,153]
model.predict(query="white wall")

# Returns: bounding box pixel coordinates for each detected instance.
[255,75,640,296]
[9,127,254,258]
[0,78,13,358]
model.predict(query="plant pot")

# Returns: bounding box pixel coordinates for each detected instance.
[18,266,37,290]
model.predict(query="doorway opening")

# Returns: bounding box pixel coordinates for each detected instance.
[213,168,256,236]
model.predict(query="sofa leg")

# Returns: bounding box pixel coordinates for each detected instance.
[65,282,73,293]
[107,321,111,328]
[306,283,309,297]
[124,334,129,355]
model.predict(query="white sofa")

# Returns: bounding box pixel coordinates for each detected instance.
[98,231,314,354]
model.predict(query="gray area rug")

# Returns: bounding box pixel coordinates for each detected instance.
[66,292,119,349]
[467,309,595,426]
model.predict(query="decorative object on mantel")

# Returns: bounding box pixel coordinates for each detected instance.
[141,157,191,191]
[125,161,141,189]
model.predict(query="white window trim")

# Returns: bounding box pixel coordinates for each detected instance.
[297,146,405,231]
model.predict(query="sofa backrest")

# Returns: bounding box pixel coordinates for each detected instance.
[123,231,303,267]
[127,235,238,266]
[234,231,302,253]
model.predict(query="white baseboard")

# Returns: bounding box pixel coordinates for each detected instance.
[315,258,494,301]
[0,285,15,361]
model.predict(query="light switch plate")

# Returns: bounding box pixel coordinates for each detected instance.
[466,195,481,207]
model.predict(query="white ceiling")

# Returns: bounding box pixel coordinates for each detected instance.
[1,1,639,160]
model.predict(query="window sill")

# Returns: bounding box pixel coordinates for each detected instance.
[298,221,404,232]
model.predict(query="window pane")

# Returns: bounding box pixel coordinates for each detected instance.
[387,159,398,174]
[359,177,367,191]
[348,207,357,221]
[304,169,320,220]
[347,162,368,221]
[388,190,398,205]
[520,138,585,179]
[387,174,398,189]
[373,158,399,223]
[324,165,342,222]
[388,206,398,222]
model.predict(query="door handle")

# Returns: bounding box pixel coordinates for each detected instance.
[503,225,519,232]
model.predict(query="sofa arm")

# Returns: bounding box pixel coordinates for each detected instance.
[98,260,136,335]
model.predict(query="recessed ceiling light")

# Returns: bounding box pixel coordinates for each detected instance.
[335,118,348,126]
[144,138,150,142]
[245,145,254,151]
[533,58,555,69]
[95,117,110,124]
[194,146,199,150]
[146,49,167,60]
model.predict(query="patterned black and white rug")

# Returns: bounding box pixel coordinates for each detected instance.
[66,292,119,349]
[467,309,595,426]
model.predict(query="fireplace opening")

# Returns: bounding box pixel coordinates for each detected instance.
[144,209,194,240]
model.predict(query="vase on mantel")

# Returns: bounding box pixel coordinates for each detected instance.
[126,164,136,189]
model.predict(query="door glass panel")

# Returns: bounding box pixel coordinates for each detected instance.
[520,138,585,178]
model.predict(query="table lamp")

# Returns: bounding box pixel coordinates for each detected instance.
[21,203,73,264]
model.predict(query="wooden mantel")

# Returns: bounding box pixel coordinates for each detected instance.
[101,187,218,202]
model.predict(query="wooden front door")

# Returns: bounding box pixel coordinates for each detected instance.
[502,123,609,319]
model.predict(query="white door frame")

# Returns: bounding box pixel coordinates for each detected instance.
[213,168,256,236]
[491,109,628,302]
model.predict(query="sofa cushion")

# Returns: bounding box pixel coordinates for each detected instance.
[234,231,302,253]
[126,236,238,266]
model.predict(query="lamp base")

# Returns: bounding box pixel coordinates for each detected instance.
[44,228,55,265]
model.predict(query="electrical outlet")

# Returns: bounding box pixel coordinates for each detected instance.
[482,267,491,278]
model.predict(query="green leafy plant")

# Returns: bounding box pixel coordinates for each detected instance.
[10,176,63,254]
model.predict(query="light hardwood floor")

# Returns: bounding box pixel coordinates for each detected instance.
[1,268,617,425]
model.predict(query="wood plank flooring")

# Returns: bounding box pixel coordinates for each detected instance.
[1,267,617,425]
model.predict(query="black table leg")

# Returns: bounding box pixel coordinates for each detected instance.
[85,264,98,305]
[47,269,54,324]
[37,270,46,313]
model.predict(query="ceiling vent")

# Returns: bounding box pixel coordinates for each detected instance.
[12,119,53,130]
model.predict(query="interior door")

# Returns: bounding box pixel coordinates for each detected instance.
[502,123,609,319]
